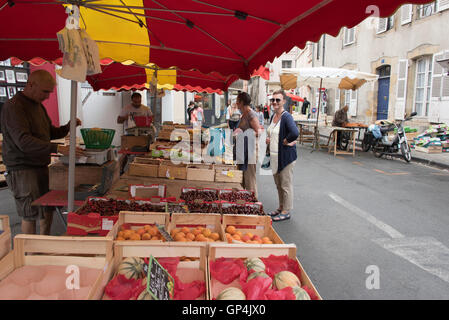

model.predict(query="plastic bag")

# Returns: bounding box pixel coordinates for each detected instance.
[210,258,247,284]
[261,255,301,280]
[104,274,146,300]
[264,287,296,300]
[241,277,273,300]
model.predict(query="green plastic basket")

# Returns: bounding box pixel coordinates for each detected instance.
[80,128,115,149]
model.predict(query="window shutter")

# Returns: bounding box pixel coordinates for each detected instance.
[437,0,449,12]
[349,90,358,117]
[395,60,408,119]
[335,89,340,111]
[431,52,444,100]
[377,18,388,33]
[344,27,355,45]
[401,4,413,25]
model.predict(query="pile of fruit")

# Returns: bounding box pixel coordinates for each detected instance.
[224,226,273,244]
[116,224,165,241]
[77,198,167,216]
[170,226,221,242]
[212,257,317,300]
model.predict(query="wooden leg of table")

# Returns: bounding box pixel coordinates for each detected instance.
[352,131,356,157]
[334,131,337,156]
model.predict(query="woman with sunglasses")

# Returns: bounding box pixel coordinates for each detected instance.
[266,90,299,221]
[233,92,262,198]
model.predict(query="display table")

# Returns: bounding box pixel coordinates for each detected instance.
[295,120,319,144]
[327,127,358,157]
[31,190,86,228]
[106,173,243,199]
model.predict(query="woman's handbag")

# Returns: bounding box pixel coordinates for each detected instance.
[261,145,270,169]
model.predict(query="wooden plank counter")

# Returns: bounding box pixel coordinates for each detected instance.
[106,173,243,199]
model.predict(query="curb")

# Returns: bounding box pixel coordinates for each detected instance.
[319,133,449,171]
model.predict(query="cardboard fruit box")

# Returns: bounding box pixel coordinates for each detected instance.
[107,211,170,242]
[128,158,161,178]
[222,214,283,245]
[167,213,225,245]
[186,164,215,182]
[158,160,187,180]
[107,242,209,300]
[214,164,243,183]
[129,184,167,199]
[0,235,114,300]
[207,243,322,300]
[0,215,11,261]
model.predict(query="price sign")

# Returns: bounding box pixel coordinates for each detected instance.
[155,223,173,241]
[147,255,175,300]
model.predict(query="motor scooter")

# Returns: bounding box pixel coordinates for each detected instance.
[370,112,417,162]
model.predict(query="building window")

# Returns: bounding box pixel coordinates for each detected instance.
[418,2,437,18]
[282,60,292,68]
[343,27,355,46]
[414,57,432,116]
[377,15,394,34]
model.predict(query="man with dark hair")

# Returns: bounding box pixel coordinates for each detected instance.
[117,91,153,130]
[1,69,84,235]
[301,97,310,115]
[187,101,195,123]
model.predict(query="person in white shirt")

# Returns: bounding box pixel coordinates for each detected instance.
[225,102,241,130]
[117,92,153,130]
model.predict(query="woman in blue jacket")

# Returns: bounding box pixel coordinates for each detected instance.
[266,90,299,221]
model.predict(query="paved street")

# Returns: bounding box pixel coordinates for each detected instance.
[259,144,449,300]
[1,143,448,300]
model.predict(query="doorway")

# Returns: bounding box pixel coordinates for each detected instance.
[377,65,391,120]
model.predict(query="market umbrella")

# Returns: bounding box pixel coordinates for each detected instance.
[0,0,428,212]
[280,67,378,149]
[0,0,433,80]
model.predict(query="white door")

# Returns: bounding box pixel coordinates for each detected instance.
[414,57,432,117]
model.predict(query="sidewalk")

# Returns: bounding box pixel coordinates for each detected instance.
[318,126,449,170]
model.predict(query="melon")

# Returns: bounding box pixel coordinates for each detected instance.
[244,257,265,273]
[216,287,246,300]
[137,289,153,300]
[247,271,271,282]
[292,286,311,300]
[118,257,146,280]
[273,271,301,290]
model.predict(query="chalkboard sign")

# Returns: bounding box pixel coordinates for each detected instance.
[155,223,173,241]
[146,255,175,300]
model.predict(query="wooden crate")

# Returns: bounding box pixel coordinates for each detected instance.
[214,165,243,183]
[415,146,442,154]
[0,235,114,300]
[207,243,322,300]
[128,158,160,178]
[158,160,187,180]
[121,135,150,150]
[0,215,11,261]
[187,164,215,182]
[110,241,209,300]
[222,214,284,245]
[49,160,120,191]
[107,211,170,242]
[167,213,225,244]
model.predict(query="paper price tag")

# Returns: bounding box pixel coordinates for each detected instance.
[102,219,114,231]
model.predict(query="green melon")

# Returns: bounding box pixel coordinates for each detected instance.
[273,271,301,290]
[244,257,266,273]
[216,287,246,300]
[118,257,146,280]
[292,286,311,300]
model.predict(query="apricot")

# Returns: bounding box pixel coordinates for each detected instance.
[209,232,220,241]
[202,228,212,238]
[181,227,191,235]
[142,233,152,240]
[226,226,236,235]
[186,233,196,241]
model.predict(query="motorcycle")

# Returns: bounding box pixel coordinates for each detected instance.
[369,112,417,162]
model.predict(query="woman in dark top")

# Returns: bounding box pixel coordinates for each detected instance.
[266,89,299,221]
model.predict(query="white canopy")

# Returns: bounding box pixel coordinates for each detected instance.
[280,67,378,91]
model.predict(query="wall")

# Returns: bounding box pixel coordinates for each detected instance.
[318,3,449,124]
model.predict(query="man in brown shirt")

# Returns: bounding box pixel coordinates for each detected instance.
[1,70,83,234]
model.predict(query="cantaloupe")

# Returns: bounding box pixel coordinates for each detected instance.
[216,287,246,300]
[273,271,301,290]
[244,257,265,273]
[118,257,145,280]
[292,286,311,300]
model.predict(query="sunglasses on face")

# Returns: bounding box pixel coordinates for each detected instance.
[270,98,282,104]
